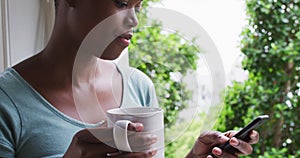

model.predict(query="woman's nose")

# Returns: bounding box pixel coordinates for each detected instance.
[125,9,139,28]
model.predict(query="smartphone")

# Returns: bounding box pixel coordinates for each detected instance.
[218,115,269,155]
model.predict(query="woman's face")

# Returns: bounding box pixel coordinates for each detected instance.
[67,0,142,59]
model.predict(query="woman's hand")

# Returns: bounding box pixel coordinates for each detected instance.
[63,123,158,158]
[186,130,259,158]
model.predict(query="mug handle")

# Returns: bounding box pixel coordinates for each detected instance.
[113,120,132,152]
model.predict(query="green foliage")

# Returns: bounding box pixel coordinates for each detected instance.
[164,115,205,158]
[129,4,200,126]
[215,0,300,157]
[128,1,201,156]
[257,148,300,158]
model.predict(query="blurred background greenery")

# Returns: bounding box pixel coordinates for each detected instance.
[129,0,300,157]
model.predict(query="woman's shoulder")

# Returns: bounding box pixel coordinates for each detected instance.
[115,63,154,86]
[0,68,24,115]
[0,68,19,87]
[0,68,28,99]
[115,63,158,107]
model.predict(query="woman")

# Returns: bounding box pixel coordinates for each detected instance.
[0,0,258,157]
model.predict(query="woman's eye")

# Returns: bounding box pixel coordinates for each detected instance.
[114,0,128,8]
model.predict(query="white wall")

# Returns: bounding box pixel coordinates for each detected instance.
[0,0,40,71]
[0,2,4,72]
[8,0,40,66]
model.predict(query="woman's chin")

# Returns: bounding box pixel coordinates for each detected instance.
[99,41,128,60]
[99,51,123,60]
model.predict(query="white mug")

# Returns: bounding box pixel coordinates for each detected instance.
[106,107,164,158]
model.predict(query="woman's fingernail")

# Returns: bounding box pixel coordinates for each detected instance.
[147,148,158,156]
[151,135,158,143]
[135,123,144,131]
[212,147,222,156]
[230,137,240,146]
[250,132,257,139]
[218,135,229,142]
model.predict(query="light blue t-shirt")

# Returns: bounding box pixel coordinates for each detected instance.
[0,65,158,158]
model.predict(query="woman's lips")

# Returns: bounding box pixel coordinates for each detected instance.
[117,37,130,46]
[117,33,133,46]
